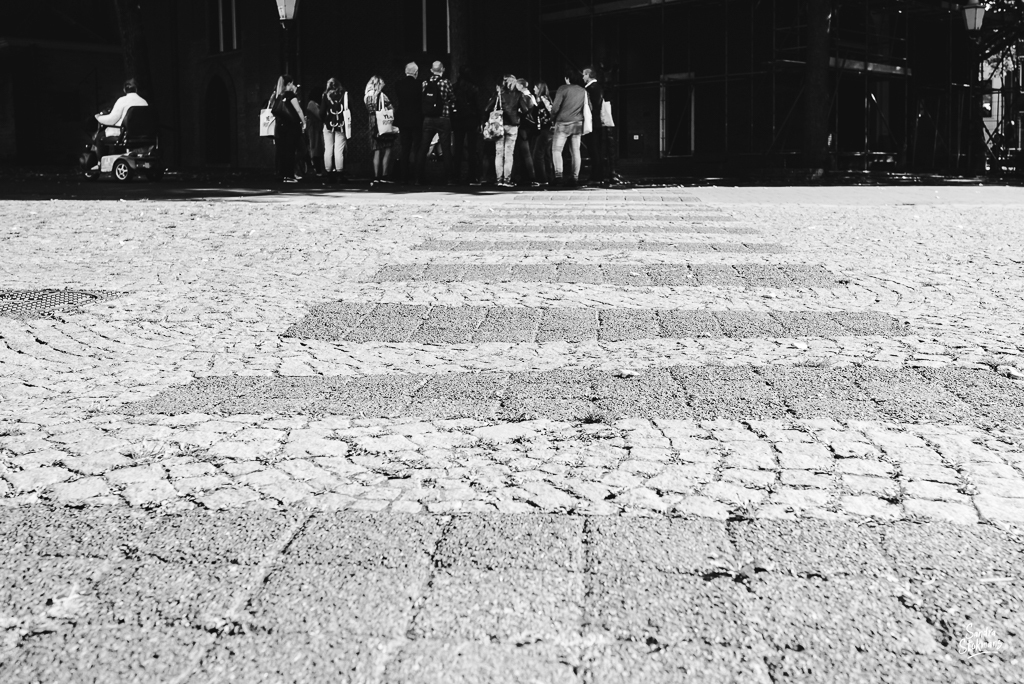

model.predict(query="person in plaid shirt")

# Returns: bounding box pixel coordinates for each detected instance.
[416,61,457,185]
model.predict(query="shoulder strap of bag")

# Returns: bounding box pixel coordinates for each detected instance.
[344,91,349,111]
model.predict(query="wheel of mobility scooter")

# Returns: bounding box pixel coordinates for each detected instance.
[112,159,133,182]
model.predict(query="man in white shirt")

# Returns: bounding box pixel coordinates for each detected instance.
[86,79,149,170]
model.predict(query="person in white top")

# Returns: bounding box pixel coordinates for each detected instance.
[85,79,149,170]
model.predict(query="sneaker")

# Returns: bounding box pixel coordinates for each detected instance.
[282,177,298,183]
[469,180,482,186]
[530,182,541,188]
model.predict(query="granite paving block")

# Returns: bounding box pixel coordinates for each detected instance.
[553,264,602,285]
[760,365,889,422]
[918,579,1024,658]
[286,513,445,569]
[0,556,106,620]
[510,263,558,281]
[90,560,249,626]
[372,264,427,282]
[472,307,542,343]
[715,311,788,338]
[247,565,425,637]
[536,307,599,343]
[420,264,468,283]
[193,634,387,684]
[656,310,725,338]
[408,306,487,345]
[410,569,584,641]
[122,376,271,416]
[133,509,303,565]
[384,641,579,684]
[584,642,771,684]
[690,264,744,287]
[928,367,1024,426]
[283,303,373,340]
[832,311,909,335]
[783,264,844,287]
[764,651,1006,684]
[461,264,515,282]
[772,311,853,338]
[586,573,759,646]
[600,264,655,286]
[499,369,599,421]
[671,366,788,421]
[344,304,428,343]
[406,372,506,419]
[730,520,891,578]
[856,368,981,424]
[750,577,938,655]
[319,374,425,416]
[881,521,1024,581]
[435,514,585,571]
[598,309,660,342]
[591,368,692,420]
[4,626,213,684]
[412,240,779,253]
[586,517,734,575]
[0,506,150,558]
[733,264,795,288]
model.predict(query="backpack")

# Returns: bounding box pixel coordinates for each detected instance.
[272,93,292,121]
[422,78,444,117]
[325,92,345,130]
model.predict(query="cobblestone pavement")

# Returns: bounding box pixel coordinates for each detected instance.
[1,185,1023,682]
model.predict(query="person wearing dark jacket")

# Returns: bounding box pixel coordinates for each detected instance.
[394,62,423,184]
[416,61,457,185]
[485,75,535,188]
[320,77,348,178]
[452,68,482,184]
[511,78,538,187]
[582,66,605,185]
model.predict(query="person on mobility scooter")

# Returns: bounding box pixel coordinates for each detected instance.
[81,79,163,181]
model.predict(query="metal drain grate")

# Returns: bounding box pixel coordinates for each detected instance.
[0,289,124,320]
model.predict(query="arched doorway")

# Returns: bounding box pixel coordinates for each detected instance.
[205,76,232,165]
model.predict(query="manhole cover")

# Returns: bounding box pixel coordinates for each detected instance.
[0,289,123,320]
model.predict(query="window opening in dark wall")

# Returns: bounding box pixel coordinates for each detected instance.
[209,0,238,54]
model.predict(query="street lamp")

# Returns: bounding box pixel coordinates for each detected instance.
[962,3,986,172]
[276,0,299,74]
[962,2,985,34]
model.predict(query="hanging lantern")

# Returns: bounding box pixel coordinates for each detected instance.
[276,0,299,22]
[962,2,985,33]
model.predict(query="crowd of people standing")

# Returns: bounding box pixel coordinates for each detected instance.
[268,62,619,188]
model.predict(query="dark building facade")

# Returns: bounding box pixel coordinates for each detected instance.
[539,0,982,176]
[4,0,988,176]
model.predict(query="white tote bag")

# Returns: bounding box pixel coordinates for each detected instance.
[582,91,593,136]
[259,93,276,137]
[601,99,615,128]
[343,91,352,139]
[375,93,398,136]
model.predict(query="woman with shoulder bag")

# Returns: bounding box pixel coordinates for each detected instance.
[321,77,350,180]
[273,74,307,183]
[365,76,396,186]
[484,74,535,188]
[530,81,555,186]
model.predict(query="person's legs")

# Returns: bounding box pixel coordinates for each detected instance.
[337,133,348,175]
[589,127,604,183]
[416,119,440,183]
[570,133,582,181]
[515,131,534,184]
[382,146,394,178]
[372,150,382,179]
[494,130,505,183]
[323,129,335,172]
[437,118,453,182]
[452,127,465,182]
[551,126,568,180]
[503,126,519,183]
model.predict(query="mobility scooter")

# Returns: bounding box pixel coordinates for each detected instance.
[82,106,163,182]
